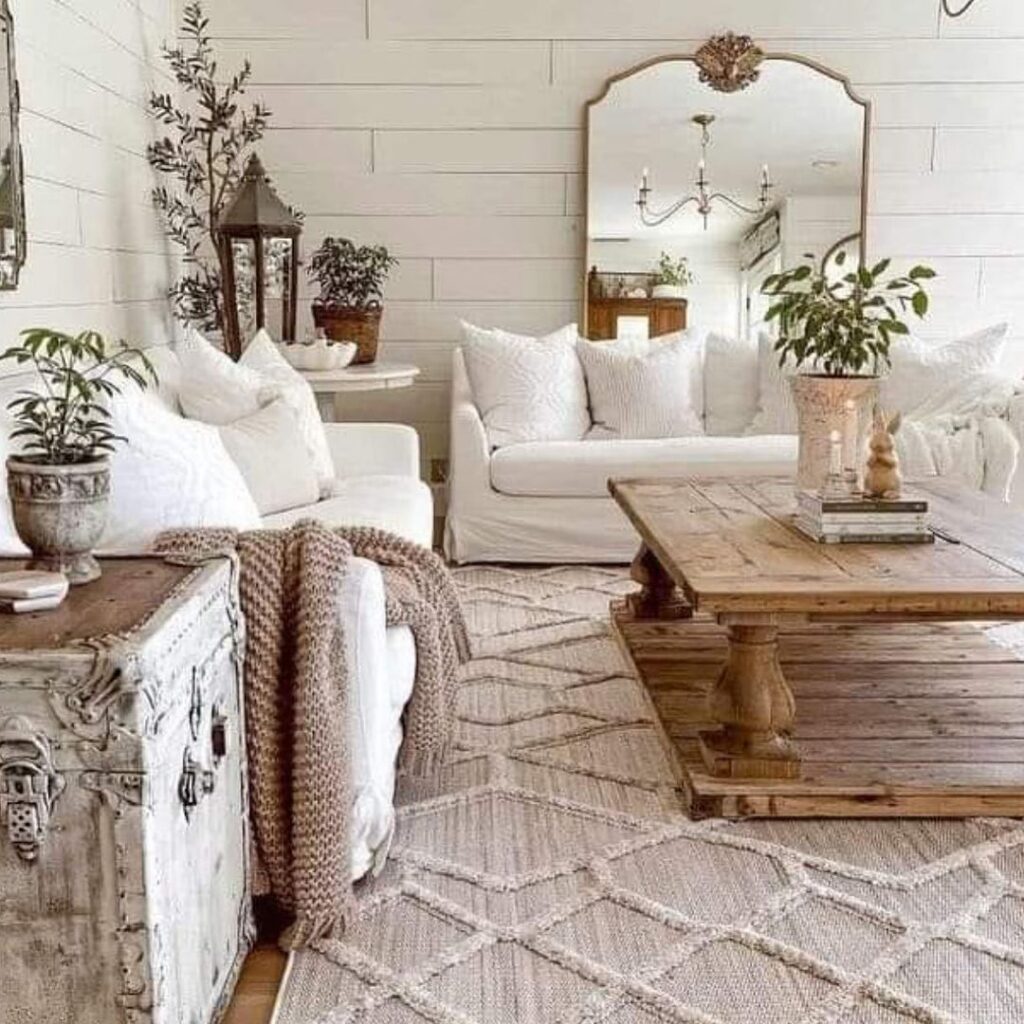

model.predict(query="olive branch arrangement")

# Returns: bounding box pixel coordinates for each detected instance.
[147,1,270,332]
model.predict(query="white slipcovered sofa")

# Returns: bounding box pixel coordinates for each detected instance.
[0,339,433,881]
[445,323,1024,565]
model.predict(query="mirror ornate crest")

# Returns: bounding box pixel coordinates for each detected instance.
[585,33,869,341]
[0,0,24,290]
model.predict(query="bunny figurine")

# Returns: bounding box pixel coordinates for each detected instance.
[863,406,903,500]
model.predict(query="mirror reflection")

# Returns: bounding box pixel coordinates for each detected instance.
[586,57,867,341]
[0,0,24,289]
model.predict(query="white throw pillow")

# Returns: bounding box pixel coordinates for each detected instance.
[176,326,269,424]
[101,390,261,552]
[577,331,705,440]
[240,329,335,490]
[881,324,1009,418]
[218,400,320,516]
[460,321,588,448]
[704,332,759,436]
[747,332,799,436]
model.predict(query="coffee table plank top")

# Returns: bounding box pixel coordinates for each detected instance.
[608,476,1024,618]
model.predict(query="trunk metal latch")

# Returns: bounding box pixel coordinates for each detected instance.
[0,715,66,862]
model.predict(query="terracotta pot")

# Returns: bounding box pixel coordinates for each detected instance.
[789,375,879,493]
[311,305,382,364]
[6,457,110,584]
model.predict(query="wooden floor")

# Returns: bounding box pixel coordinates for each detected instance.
[222,945,287,1024]
[614,608,1024,818]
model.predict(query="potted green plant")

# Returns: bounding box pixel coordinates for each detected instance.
[761,251,934,490]
[652,251,696,299]
[2,329,155,584]
[307,237,399,364]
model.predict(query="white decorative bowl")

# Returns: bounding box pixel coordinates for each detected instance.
[276,339,357,371]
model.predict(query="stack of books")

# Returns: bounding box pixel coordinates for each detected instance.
[795,491,933,544]
[0,570,69,613]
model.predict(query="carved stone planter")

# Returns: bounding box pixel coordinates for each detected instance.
[6,457,110,584]
[789,375,879,492]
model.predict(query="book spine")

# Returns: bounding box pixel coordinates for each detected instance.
[798,494,928,514]
[795,518,935,545]
[812,513,928,527]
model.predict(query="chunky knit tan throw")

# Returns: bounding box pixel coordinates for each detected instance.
[155,521,469,949]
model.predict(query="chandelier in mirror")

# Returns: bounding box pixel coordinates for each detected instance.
[636,113,772,230]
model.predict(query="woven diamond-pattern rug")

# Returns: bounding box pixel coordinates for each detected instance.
[275,565,1024,1024]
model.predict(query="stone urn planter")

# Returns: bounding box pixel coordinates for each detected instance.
[6,457,111,584]
[789,374,879,493]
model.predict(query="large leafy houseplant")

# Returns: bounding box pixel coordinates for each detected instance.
[147,1,270,333]
[761,251,935,376]
[307,237,399,364]
[2,329,155,583]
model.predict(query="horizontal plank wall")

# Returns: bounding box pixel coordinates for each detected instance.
[0,0,178,371]
[207,0,1024,483]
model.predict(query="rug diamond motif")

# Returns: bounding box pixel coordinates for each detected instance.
[278,565,1024,1024]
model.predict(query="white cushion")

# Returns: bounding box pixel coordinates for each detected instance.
[577,332,704,440]
[261,475,433,549]
[748,331,799,435]
[101,390,261,552]
[176,326,269,423]
[460,321,588,448]
[704,332,759,436]
[240,329,335,490]
[489,435,799,498]
[217,400,320,516]
[881,324,1009,418]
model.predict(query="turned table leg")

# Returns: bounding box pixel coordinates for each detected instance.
[626,544,692,620]
[699,619,801,780]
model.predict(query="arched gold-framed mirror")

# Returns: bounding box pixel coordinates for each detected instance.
[583,34,870,343]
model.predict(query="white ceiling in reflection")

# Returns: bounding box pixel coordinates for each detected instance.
[588,58,865,244]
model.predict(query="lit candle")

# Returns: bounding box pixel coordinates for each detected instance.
[842,398,857,472]
[762,163,770,186]
[829,429,843,477]
[641,166,649,189]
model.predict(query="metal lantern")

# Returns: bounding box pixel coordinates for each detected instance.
[218,153,302,359]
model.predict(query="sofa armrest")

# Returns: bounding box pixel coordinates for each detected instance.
[448,348,491,499]
[322,422,421,479]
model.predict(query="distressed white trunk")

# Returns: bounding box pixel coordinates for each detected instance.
[0,557,253,1024]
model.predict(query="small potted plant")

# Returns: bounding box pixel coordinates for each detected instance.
[307,237,399,364]
[2,329,155,584]
[761,251,934,490]
[652,252,696,299]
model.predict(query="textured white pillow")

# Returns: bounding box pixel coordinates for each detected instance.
[578,332,705,440]
[747,332,799,436]
[218,400,320,516]
[881,324,1009,418]
[240,329,335,490]
[101,390,261,552]
[704,333,759,436]
[460,321,588,448]
[176,327,269,424]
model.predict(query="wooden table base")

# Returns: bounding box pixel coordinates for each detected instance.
[611,603,1024,819]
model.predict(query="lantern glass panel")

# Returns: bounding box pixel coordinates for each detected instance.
[230,237,258,342]
[264,236,295,340]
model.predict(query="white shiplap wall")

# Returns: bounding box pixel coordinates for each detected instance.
[0,0,177,367]
[207,0,1024,476]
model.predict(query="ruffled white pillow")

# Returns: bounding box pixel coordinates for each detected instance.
[460,321,588,448]
[578,331,705,440]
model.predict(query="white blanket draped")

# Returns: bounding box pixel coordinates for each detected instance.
[894,371,1021,500]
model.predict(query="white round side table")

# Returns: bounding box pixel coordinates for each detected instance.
[301,362,420,421]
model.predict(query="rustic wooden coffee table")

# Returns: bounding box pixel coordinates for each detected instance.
[609,476,1024,818]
